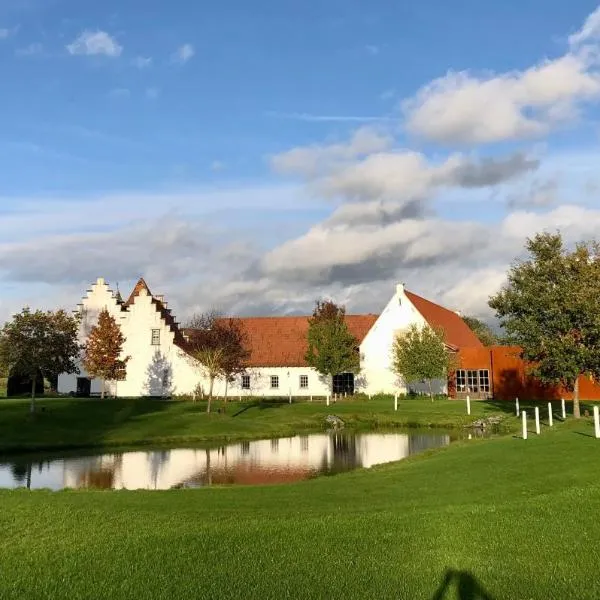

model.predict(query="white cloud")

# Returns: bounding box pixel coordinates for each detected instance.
[172,43,195,64]
[403,6,600,144]
[67,30,122,58]
[569,6,600,47]
[131,56,152,69]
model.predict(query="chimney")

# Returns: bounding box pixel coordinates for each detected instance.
[455,310,462,317]
[155,294,164,303]
[96,277,105,286]
[396,282,405,296]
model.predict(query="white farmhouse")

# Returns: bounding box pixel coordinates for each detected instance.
[58,277,482,398]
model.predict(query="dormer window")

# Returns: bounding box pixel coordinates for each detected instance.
[151,329,161,345]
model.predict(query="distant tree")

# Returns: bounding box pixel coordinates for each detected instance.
[82,309,129,399]
[462,316,503,346]
[392,324,457,400]
[489,232,600,419]
[186,311,250,412]
[305,300,360,394]
[0,308,80,412]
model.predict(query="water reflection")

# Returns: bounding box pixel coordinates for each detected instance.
[0,431,451,491]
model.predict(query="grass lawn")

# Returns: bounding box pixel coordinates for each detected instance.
[1,421,599,599]
[0,395,567,453]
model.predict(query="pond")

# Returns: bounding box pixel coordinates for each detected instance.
[0,430,467,490]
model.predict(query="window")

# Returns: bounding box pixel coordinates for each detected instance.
[479,370,490,393]
[270,375,279,389]
[467,370,479,393]
[162,369,170,387]
[455,369,491,394]
[241,375,250,390]
[456,370,467,392]
[332,373,355,395]
[299,375,309,389]
[151,329,161,345]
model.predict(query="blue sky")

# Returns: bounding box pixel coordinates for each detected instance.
[1,0,600,320]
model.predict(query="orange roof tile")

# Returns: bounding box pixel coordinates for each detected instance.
[210,315,378,368]
[404,290,483,349]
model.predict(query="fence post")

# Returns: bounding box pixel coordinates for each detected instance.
[561,398,566,420]
[310,395,313,402]
[326,394,330,407]
[466,395,471,416]
[548,402,553,427]
[522,411,527,440]
[534,406,540,435]
[594,406,600,439]
[515,397,520,417]
[394,394,398,411]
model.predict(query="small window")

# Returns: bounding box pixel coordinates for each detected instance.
[241,375,250,389]
[270,375,279,389]
[162,369,169,387]
[299,375,309,389]
[455,370,466,392]
[479,370,490,393]
[151,329,161,345]
[467,370,479,393]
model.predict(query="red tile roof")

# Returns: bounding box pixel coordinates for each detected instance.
[216,315,378,368]
[404,290,483,349]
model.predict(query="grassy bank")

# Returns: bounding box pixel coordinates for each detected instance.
[0,395,554,453]
[1,423,599,599]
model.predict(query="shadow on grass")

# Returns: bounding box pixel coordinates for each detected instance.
[574,431,597,439]
[0,397,172,454]
[432,569,495,600]
[231,398,291,417]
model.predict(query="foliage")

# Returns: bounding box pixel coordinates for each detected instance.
[82,309,129,399]
[186,311,250,412]
[462,316,503,346]
[0,308,80,412]
[1,425,600,599]
[489,232,600,418]
[392,324,457,399]
[305,300,360,390]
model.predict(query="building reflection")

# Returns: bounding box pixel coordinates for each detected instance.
[0,432,451,491]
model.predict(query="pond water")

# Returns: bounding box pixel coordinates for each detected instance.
[0,430,460,490]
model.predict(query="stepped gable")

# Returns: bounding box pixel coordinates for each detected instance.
[125,278,187,348]
[404,290,483,349]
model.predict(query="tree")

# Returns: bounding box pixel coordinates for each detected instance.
[186,312,250,413]
[82,309,129,399]
[462,316,503,346]
[392,324,457,400]
[0,308,80,413]
[489,232,600,419]
[305,300,360,394]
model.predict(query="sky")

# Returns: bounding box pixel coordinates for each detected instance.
[2,0,600,323]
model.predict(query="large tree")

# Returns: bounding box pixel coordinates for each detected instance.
[82,309,129,399]
[462,316,503,346]
[186,312,250,412]
[392,324,456,400]
[489,232,600,418]
[0,308,80,412]
[305,300,360,394]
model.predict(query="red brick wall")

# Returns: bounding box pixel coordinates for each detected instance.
[455,346,600,400]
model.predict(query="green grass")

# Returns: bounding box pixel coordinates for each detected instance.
[0,395,551,453]
[1,422,600,599]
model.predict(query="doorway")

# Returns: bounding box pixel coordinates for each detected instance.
[76,377,91,397]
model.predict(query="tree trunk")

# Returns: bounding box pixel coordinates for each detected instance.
[26,463,32,490]
[30,378,36,414]
[224,378,229,404]
[207,377,214,414]
[428,379,433,402]
[101,378,105,400]
[573,377,581,419]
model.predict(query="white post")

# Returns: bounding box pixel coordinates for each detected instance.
[515,397,520,417]
[522,411,527,440]
[466,395,471,416]
[561,398,566,420]
[594,406,600,439]
[310,395,313,402]
[394,394,398,411]
[326,395,330,407]
[344,392,347,399]
[548,402,553,427]
[535,406,540,435]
